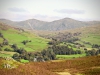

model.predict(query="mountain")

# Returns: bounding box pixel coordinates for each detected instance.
[0,18,100,31]
[41,18,88,31]
[0,19,47,30]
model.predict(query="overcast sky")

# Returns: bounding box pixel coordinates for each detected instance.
[0,0,100,22]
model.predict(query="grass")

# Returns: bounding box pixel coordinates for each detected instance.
[20,59,29,63]
[0,53,12,57]
[80,33,100,45]
[73,33,100,51]
[56,54,86,59]
[0,51,16,57]
[0,38,3,43]
[2,45,13,51]
[75,41,92,48]
[0,29,49,52]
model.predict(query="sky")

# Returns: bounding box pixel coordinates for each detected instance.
[0,0,100,22]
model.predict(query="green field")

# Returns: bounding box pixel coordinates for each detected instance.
[0,29,49,52]
[80,33,100,45]
[20,59,29,63]
[56,54,86,59]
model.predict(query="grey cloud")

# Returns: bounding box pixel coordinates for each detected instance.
[9,7,28,13]
[54,9,84,14]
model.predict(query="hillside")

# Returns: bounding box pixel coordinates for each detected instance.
[0,18,100,31]
[0,56,100,75]
[39,24,100,60]
[0,22,49,57]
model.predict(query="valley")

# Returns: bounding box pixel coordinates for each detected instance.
[0,18,100,75]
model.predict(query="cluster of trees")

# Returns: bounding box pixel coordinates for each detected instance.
[85,49,100,56]
[12,44,56,62]
[66,37,79,43]
[11,43,100,62]
[47,32,81,46]
[54,32,80,43]
[41,48,56,60]
[41,32,81,43]
[51,45,82,55]
[84,44,100,56]
[12,44,33,61]
[48,40,60,45]
[92,44,100,48]
[0,32,9,51]
[33,48,56,62]
[0,32,9,45]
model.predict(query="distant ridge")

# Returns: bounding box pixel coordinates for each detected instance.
[0,18,100,31]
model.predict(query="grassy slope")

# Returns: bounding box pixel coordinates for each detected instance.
[80,33,100,45]
[75,25,100,45]
[56,25,100,59]
[62,24,100,43]
[0,23,49,57]
[1,29,49,51]
[75,25,100,51]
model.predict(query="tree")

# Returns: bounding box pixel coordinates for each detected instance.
[12,53,20,61]
[0,47,2,51]
[28,53,34,61]
[37,56,43,62]
[0,43,3,47]
[91,50,96,56]
[46,48,56,60]
[43,56,50,61]
[86,52,91,56]
[76,50,82,54]
[95,50,99,55]
[12,44,18,50]
[22,40,29,45]
[17,48,27,54]
[24,54,30,60]
[3,39,9,45]
[0,32,3,38]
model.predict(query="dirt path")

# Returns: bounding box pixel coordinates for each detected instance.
[56,72,71,75]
